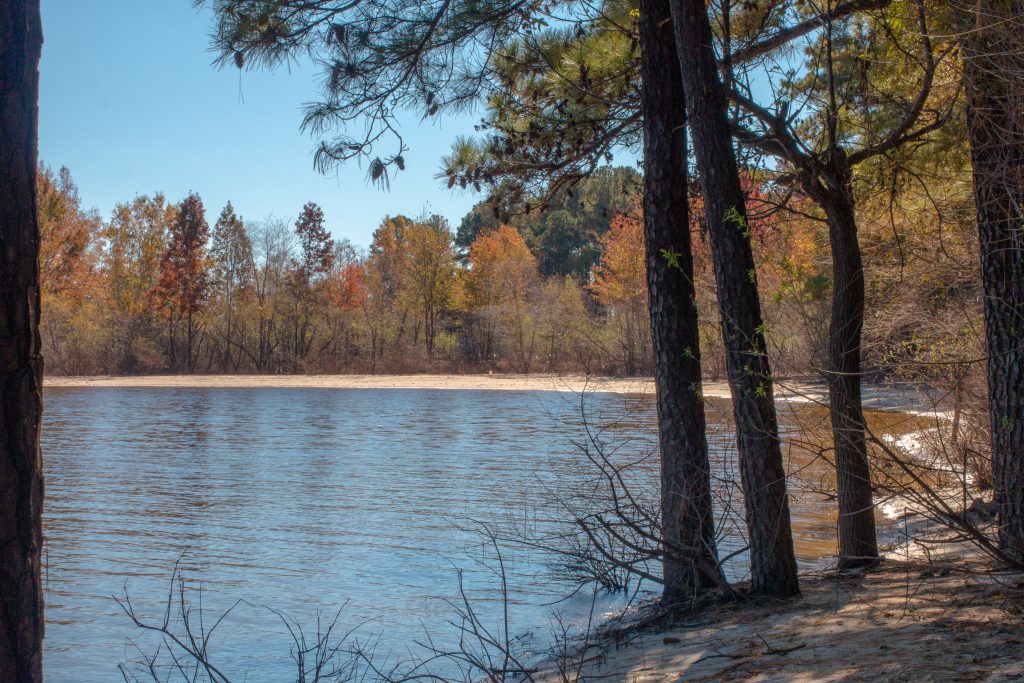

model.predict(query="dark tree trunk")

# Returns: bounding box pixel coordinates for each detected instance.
[639,0,723,601]
[962,0,1024,559]
[807,153,878,568]
[186,309,194,372]
[668,0,799,596]
[0,1,45,680]
[167,313,177,372]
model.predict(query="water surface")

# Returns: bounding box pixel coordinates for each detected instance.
[42,386,869,681]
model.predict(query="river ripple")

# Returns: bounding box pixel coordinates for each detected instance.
[42,387,877,681]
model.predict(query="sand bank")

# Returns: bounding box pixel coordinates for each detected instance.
[44,374,951,416]
[536,542,1024,682]
[43,374,823,402]
[44,373,664,393]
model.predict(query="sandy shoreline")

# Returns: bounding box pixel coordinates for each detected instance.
[41,374,842,408]
[44,374,952,415]
[535,542,1024,682]
[43,373,664,393]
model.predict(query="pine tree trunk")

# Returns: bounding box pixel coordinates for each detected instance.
[816,153,878,568]
[668,0,799,596]
[962,0,1024,559]
[639,0,723,601]
[0,1,45,680]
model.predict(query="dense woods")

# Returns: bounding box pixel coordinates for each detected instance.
[35,158,980,387]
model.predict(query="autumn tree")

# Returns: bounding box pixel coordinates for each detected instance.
[209,202,253,371]
[589,205,650,375]
[295,202,334,282]
[151,193,211,372]
[104,194,176,371]
[404,216,457,357]
[0,0,45,680]
[35,165,107,374]
[463,226,540,371]
[322,240,368,367]
[287,202,335,366]
[37,164,100,298]
[363,215,415,368]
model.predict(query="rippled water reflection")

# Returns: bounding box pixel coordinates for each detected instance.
[42,387,903,681]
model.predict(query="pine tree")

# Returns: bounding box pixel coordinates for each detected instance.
[210,202,253,371]
[0,1,45,680]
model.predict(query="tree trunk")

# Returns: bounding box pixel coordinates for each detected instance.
[668,0,799,596]
[639,0,723,601]
[0,1,45,680]
[814,153,878,568]
[186,309,194,372]
[167,312,177,372]
[962,0,1024,559]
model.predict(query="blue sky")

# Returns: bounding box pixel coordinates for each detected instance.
[38,0,483,247]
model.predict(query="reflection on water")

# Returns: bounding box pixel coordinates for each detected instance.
[41,387,919,681]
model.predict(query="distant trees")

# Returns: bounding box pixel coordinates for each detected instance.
[105,194,176,372]
[0,0,45,680]
[151,193,211,372]
[288,202,334,367]
[456,167,643,280]
[209,202,252,372]
[463,226,541,371]
[404,218,457,358]
[589,205,649,376]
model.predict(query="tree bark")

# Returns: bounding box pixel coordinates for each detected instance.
[639,0,723,601]
[813,152,878,568]
[0,1,45,680]
[668,0,800,596]
[962,0,1024,560]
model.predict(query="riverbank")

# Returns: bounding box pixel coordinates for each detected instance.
[41,373,915,400]
[43,373,662,393]
[535,535,1022,682]
[44,374,951,416]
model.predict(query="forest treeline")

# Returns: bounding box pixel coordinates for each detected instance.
[40,160,978,382]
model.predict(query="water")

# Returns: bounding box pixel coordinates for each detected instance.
[42,387,854,681]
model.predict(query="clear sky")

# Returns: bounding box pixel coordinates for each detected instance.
[38,0,483,248]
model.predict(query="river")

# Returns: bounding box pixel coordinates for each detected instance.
[42,386,879,681]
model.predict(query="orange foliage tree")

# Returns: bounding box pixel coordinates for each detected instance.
[463,225,540,370]
[150,192,211,371]
[589,203,651,374]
